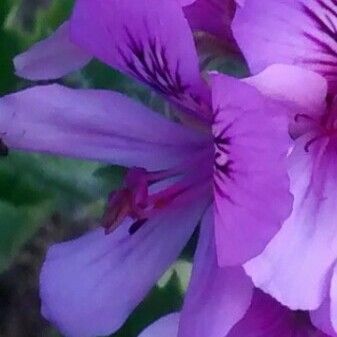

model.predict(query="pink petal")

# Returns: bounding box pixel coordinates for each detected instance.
[40,194,209,337]
[244,64,328,138]
[233,0,337,91]
[0,84,208,170]
[246,136,337,310]
[244,64,328,114]
[138,314,180,337]
[70,0,210,118]
[178,205,253,337]
[211,73,292,266]
[14,21,91,80]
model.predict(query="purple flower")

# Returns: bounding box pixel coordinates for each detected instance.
[139,289,333,337]
[232,0,337,92]
[234,63,337,335]
[1,1,292,336]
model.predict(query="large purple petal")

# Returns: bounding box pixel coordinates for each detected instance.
[211,73,292,266]
[0,84,208,170]
[246,135,337,310]
[70,0,210,119]
[233,0,337,91]
[40,192,209,337]
[14,21,91,80]
[178,205,253,337]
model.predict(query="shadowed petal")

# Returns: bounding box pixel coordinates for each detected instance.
[246,136,337,310]
[70,0,210,119]
[178,205,253,337]
[330,264,337,333]
[233,0,337,91]
[228,290,329,337]
[0,84,208,170]
[14,21,91,80]
[40,193,209,337]
[183,0,236,43]
[211,73,292,266]
[311,297,337,336]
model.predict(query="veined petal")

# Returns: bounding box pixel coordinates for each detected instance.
[211,73,292,266]
[245,136,337,310]
[14,21,91,80]
[70,0,210,119]
[40,193,209,337]
[138,314,180,337]
[233,0,337,91]
[178,205,253,337]
[0,84,208,170]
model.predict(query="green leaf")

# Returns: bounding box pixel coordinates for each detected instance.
[0,152,103,207]
[0,200,51,273]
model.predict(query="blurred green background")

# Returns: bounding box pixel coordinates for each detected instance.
[0,1,193,336]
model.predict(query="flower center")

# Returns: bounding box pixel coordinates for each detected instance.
[102,151,213,235]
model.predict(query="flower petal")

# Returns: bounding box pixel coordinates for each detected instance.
[40,193,209,337]
[211,73,292,266]
[14,21,91,80]
[330,264,337,333]
[245,136,337,310]
[227,290,295,337]
[233,0,337,91]
[0,84,208,170]
[244,64,328,138]
[178,205,253,337]
[70,0,210,119]
[311,297,337,337]
[138,314,180,337]
[244,64,328,114]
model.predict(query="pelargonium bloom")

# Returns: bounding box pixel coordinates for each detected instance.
[1,1,292,336]
[232,0,337,92]
[139,289,333,337]
[233,63,337,335]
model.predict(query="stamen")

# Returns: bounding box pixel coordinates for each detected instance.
[304,134,326,152]
[294,113,317,123]
[101,162,210,235]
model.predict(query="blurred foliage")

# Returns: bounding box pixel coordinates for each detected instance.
[0,1,192,336]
